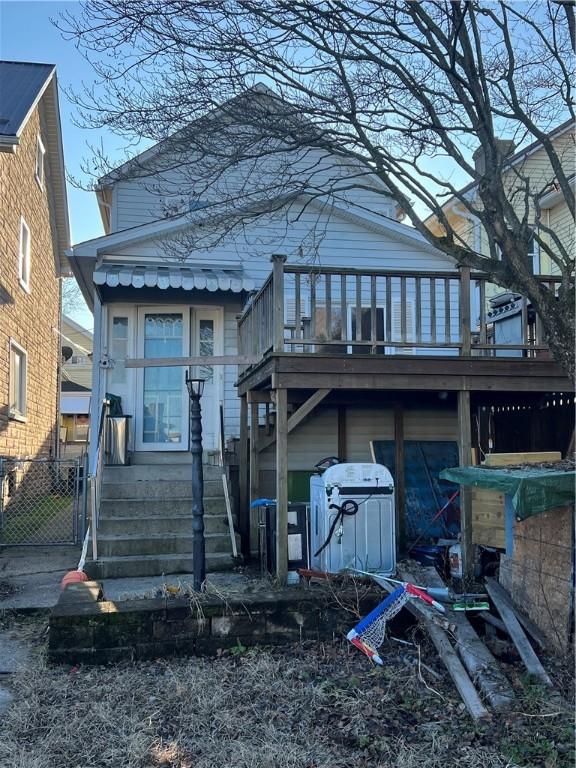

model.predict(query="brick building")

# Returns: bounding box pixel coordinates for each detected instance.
[0,61,70,461]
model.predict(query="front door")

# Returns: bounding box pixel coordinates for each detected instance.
[134,306,223,452]
[135,307,190,451]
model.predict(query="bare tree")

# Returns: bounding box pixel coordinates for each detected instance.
[59,1,575,378]
[62,277,89,317]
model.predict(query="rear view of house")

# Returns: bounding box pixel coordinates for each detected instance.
[0,61,70,462]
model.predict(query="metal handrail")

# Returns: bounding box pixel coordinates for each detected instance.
[88,398,110,562]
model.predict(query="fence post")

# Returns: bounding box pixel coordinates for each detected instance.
[271,254,287,353]
[459,265,472,356]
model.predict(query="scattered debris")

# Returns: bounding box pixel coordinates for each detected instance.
[485,578,552,687]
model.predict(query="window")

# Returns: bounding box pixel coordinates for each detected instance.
[110,316,128,385]
[9,340,27,420]
[35,135,45,187]
[70,355,90,366]
[527,229,540,274]
[18,217,30,291]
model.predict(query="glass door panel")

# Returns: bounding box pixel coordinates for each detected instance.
[136,309,189,450]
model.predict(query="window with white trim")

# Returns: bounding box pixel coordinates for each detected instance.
[9,340,27,420]
[18,217,31,291]
[527,229,540,274]
[35,135,45,187]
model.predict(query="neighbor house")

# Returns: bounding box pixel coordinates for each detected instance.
[60,315,93,454]
[69,88,571,579]
[0,61,70,464]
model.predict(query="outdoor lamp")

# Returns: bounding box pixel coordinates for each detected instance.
[185,374,205,398]
[185,371,206,590]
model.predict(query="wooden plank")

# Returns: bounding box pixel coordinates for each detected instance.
[411,567,515,711]
[272,254,287,353]
[386,571,488,720]
[385,276,392,343]
[400,276,407,343]
[479,279,487,345]
[355,275,362,342]
[325,273,332,341]
[258,388,332,452]
[460,267,471,355]
[126,355,262,368]
[430,278,437,343]
[484,452,561,467]
[485,578,553,686]
[415,276,422,343]
[394,402,406,551]
[275,387,288,584]
[458,390,473,579]
[340,274,347,342]
[371,274,377,353]
[444,278,451,344]
[294,272,301,340]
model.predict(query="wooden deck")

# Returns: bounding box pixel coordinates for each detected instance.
[235,257,569,584]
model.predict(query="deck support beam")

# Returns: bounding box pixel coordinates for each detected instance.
[249,399,260,554]
[337,406,347,462]
[258,388,331,452]
[238,394,250,560]
[394,402,406,552]
[275,387,288,584]
[458,390,474,580]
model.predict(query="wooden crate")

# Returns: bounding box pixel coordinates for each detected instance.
[471,452,562,549]
[472,487,506,548]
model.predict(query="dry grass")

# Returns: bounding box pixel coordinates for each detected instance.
[0,614,573,768]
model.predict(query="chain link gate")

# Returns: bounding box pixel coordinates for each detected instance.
[0,457,88,546]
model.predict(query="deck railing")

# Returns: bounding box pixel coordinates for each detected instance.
[237,255,560,374]
[88,398,109,562]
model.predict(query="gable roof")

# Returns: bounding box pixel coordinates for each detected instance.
[425,119,575,225]
[0,61,71,273]
[0,61,54,146]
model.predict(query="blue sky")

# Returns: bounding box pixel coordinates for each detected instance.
[0,0,127,328]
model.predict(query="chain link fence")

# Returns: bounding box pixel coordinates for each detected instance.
[0,457,88,546]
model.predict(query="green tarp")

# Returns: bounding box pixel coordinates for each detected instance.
[439,466,575,520]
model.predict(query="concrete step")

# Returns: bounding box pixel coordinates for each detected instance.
[101,479,223,499]
[99,497,228,517]
[98,513,232,537]
[103,464,224,482]
[86,552,234,579]
[131,452,221,466]
[96,532,236,558]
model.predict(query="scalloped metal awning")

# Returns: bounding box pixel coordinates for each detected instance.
[93,264,255,293]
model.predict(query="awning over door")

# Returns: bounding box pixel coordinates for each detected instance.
[93,264,255,292]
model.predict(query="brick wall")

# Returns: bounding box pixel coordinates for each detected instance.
[49,582,382,664]
[0,101,61,461]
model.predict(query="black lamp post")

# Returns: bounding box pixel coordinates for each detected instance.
[185,372,206,591]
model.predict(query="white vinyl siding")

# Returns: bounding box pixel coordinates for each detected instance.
[9,340,27,420]
[259,406,459,470]
[18,216,31,292]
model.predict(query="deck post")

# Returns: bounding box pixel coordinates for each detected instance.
[275,387,288,584]
[238,394,250,560]
[459,265,472,356]
[457,389,474,580]
[394,402,406,552]
[249,397,260,555]
[271,254,287,353]
[337,406,347,462]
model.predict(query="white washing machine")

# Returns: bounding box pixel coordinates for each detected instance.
[310,463,396,575]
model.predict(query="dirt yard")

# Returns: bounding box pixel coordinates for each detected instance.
[0,613,573,768]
